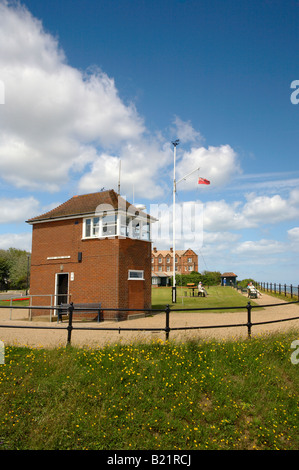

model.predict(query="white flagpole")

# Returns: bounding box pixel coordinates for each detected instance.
[172,139,179,303]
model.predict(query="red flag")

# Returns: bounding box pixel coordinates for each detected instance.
[198,177,210,185]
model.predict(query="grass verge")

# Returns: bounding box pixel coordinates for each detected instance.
[151,286,260,312]
[0,330,298,450]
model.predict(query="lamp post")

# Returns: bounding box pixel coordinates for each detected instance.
[26,254,30,295]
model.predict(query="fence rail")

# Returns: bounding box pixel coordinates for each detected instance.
[0,300,299,346]
[257,282,299,299]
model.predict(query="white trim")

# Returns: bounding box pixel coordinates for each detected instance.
[128,269,144,280]
[82,213,151,241]
[47,256,71,260]
[27,214,89,224]
[27,208,157,225]
[54,272,70,310]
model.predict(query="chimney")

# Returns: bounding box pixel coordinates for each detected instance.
[153,247,157,253]
[170,247,173,252]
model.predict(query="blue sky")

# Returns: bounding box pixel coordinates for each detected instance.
[0,0,299,284]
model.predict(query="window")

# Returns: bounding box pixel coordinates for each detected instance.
[141,222,150,240]
[102,213,117,236]
[158,266,162,272]
[83,212,151,241]
[85,218,91,237]
[119,215,130,237]
[152,257,154,263]
[128,270,144,280]
[166,257,170,263]
[92,217,99,236]
[166,266,170,272]
[158,257,162,264]
[188,257,192,263]
[84,218,99,238]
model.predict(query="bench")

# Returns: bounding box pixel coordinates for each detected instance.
[57,302,102,323]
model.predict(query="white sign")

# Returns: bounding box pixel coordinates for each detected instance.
[0,340,4,365]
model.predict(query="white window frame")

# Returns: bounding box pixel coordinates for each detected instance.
[128,270,144,280]
[83,212,151,241]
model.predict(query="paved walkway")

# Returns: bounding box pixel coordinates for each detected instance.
[0,292,298,348]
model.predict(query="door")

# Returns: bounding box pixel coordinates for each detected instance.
[55,273,69,305]
[128,280,145,310]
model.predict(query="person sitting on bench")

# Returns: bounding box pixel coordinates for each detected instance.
[197,282,208,297]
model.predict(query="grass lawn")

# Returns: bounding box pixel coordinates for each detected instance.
[0,331,298,450]
[0,298,30,307]
[152,286,259,312]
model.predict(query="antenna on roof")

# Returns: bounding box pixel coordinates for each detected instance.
[118,159,121,194]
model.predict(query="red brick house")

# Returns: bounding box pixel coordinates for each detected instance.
[26,190,156,320]
[151,247,198,286]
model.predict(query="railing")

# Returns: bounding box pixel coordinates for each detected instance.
[0,293,71,320]
[257,282,299,299]
[0,300,299,346]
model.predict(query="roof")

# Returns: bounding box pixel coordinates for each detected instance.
[152,248,197,257]
[221,272,237,277]
[26,189,153,224]
[151,272,171,277]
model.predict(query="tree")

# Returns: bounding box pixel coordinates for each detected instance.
[171,270,221,287]
[0,248,31,290]
[0,254,10,290]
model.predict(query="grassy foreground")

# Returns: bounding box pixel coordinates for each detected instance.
[0,331,298,450]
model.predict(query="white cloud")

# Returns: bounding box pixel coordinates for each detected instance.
[287,227,299,252]
[176,144,241,190]
[78,139,172,199]
[242,193,299,225]
[202,189,299,232]
[0,1,144,191]
[0,196,39,224]
[0,2,245,202]
[0,232,32,251]
[234,239,285,256]
[172,116,202,144]
[288,226,299,241]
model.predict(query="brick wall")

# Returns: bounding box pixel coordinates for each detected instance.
[151,248,198,274]
[30,218,152,319]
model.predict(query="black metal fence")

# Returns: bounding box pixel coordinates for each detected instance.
[258,282,299,299]
[0,300,299,346]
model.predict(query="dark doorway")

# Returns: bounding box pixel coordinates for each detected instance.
[56,273,69,305]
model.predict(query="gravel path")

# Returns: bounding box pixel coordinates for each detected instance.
[0,292,298,348]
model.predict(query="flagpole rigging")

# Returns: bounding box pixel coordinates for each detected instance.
[172,139,179,303]
[170,139,210,304]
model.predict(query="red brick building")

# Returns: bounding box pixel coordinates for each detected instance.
[151,247,198,286]
[26,190,156,320]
